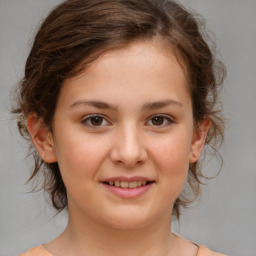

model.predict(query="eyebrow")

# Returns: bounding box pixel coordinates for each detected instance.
[69,99,183,111]
[70,100,118,111]
[141,99,183,111]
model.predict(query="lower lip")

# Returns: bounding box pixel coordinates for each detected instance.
[102,183,154,199]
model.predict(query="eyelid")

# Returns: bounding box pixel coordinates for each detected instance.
[80,113,175,128]
[145,114,175,127]
[81,114,111,128]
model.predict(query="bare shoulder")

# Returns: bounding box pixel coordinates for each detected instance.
[173,233,199,256]
[197,245,228,256]
[172,234,227,256]
[17,245,53,256]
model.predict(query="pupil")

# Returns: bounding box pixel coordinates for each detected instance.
[91,116,103,126]
[152,116,164,125]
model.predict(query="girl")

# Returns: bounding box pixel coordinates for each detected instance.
[13,0,226,255]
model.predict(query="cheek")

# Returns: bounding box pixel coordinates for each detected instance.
[53,132,110,189]
[153,132,192,169]
[150,133,191,195]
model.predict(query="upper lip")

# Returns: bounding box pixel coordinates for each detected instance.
[101,176,154,182]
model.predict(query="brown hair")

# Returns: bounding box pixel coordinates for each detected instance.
[12,0,225,219]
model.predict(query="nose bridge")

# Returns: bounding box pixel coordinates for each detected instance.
[110,121,147,167]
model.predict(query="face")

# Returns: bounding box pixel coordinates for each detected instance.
[35,41,208,229]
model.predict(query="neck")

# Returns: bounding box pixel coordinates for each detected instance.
[50,208,178,256]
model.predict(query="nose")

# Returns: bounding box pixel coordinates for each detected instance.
[109,124,148,168]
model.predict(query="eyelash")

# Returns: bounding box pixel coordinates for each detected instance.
[81,114,110,128]
[81,114,174,128]
[146,115,174,127]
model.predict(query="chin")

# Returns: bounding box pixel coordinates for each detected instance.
[106,217,151,230]
[98,206,159,230]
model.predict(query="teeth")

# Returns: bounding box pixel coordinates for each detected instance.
[107,180,150,188]
[121,181,128,188]
[129,181,137,188]
[114,181,120,187]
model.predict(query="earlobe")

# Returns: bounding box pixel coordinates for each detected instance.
[189,119,211,164]
[27,113,57,163]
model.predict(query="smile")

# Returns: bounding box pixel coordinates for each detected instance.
[101,177,155,198]
[104,181,150,188]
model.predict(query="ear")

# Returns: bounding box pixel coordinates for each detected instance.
[189,119,211,164]
[27,113,57,163]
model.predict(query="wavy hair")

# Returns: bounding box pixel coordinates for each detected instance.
[12,0,225,219]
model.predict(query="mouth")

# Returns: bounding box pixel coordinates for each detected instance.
[101,177,155,198]
[102,180,154,189]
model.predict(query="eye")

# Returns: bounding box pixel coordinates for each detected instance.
[146,115,174,127]
[81,114,110,127]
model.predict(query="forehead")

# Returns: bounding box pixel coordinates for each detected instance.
[67,40,187,84]
[58,40,190,110]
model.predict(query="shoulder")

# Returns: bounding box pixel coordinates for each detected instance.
[17,245,53,256]
[197,245,227,256]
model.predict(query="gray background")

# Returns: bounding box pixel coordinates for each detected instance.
[0,0,255,255]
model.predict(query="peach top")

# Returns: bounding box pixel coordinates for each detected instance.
[18,245,227,256]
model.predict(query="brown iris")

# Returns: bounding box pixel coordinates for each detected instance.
[91,116,103,126]
[151,116,164,126]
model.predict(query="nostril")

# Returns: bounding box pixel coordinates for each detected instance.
[109,138,148,167]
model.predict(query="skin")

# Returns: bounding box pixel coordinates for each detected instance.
[27,40,210,256]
